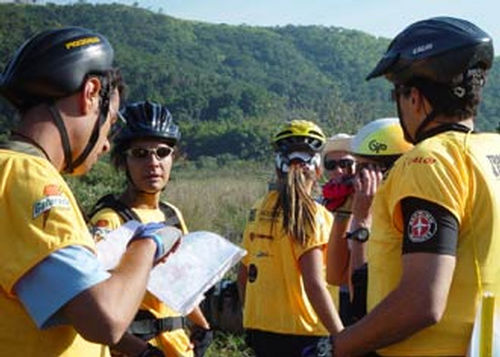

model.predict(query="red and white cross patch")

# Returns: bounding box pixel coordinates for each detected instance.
[408,210,437,243]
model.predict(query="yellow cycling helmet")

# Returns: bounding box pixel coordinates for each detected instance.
[272,120,326,153]
[351,118,413,156]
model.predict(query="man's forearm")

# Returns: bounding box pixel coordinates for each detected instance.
[63,239,156,345]
[334,254,455,356]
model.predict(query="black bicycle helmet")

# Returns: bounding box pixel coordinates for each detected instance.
[366,17,493,84]
[0,26,114,109]
[115,101,181,147]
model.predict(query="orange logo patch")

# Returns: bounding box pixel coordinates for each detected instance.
[95,219,110,228]
[43,184,61,196]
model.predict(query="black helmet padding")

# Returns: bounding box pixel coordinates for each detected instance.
[366,17,493,84]
[0,26,114,108]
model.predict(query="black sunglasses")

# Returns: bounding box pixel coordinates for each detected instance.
[390,85,411,102]
[324,158,354,170]
[126,146,173,160]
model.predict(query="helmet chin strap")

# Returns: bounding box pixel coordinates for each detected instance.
[48,77,112,174]
[396,99,415,144]
[396,93,438,144]
[414,110,438,143]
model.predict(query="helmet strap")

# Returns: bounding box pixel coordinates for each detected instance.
[414,110,438,143]
[71,76,112,171]
[396,99,416,144]
[48,103,74,173]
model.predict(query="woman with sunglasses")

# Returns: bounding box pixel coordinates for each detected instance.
[238,120,343,357]
[88,101,211,357]
[327,118,412,326]
[320,134,357,327]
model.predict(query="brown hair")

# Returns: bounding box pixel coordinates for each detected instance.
[273,164,317,246]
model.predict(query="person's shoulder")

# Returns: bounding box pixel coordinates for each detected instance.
[89,207,122,228]
[1,149,58,175]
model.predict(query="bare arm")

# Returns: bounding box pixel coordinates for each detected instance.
[188,305,211,330]
[326,213,352,285]
[110,332,150,356]
[333,253,456,356]
[349,167,382,272]
[62,239,156,345]
[300,248,343,335]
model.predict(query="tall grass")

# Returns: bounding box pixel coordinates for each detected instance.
[164,164,270,244]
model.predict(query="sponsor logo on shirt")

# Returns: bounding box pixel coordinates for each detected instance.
[91,219,112,242]
[249,232,273,241]
[248,264,258,283]
[486,154,500,178]
[33,185,70,226]
[409,156,437,165]
[408,210,437,243]
[255,251,271,258]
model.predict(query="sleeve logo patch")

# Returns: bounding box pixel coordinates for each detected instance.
[33,185,70,219]
[408,210,437,243]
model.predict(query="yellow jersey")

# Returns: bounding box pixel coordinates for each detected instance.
[368,131,500,356]
[0,144,108,356]
[89,200,193,357]
[242,190,337,336]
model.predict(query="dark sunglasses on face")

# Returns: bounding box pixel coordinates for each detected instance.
[126,146,173,160]
[324,158,354,170]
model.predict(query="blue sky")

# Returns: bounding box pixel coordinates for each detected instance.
[51,0,500,52]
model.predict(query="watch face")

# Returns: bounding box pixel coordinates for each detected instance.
[347,228,370,242]
[356,228,369,242]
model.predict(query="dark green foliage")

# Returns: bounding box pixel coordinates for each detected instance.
[1,3,499,158]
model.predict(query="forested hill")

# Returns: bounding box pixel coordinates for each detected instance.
[1,3,499,160]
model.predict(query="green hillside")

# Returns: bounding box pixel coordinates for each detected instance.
[1,3,499,160]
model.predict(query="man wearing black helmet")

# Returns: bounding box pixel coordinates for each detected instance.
[0,28,172,356]
[327,17,500,356]
[89,101,212,357]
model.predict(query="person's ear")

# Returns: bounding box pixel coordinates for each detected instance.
[80,76,101,114]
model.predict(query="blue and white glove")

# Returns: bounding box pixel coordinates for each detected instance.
[129,222,182,262]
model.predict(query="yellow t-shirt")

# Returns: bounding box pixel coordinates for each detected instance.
[0,145,109,356]
[368,131,500,356]
[242,190,337,335]
[89,201,194,357]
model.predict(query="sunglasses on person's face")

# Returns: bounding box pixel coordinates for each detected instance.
[126,146,173,160]
[324,158,354,170]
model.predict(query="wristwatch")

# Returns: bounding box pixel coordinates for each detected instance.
[137,343,164,357]
[345,227,370,242]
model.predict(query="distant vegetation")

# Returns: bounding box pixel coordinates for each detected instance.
[1,2,499,163]
[3,4,499,355]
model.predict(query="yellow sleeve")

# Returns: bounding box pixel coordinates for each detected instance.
[388,142,466,231]
[0,155,94,292]
[88,208,124,242]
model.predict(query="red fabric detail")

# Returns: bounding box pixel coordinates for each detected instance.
[322,180,354,212]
